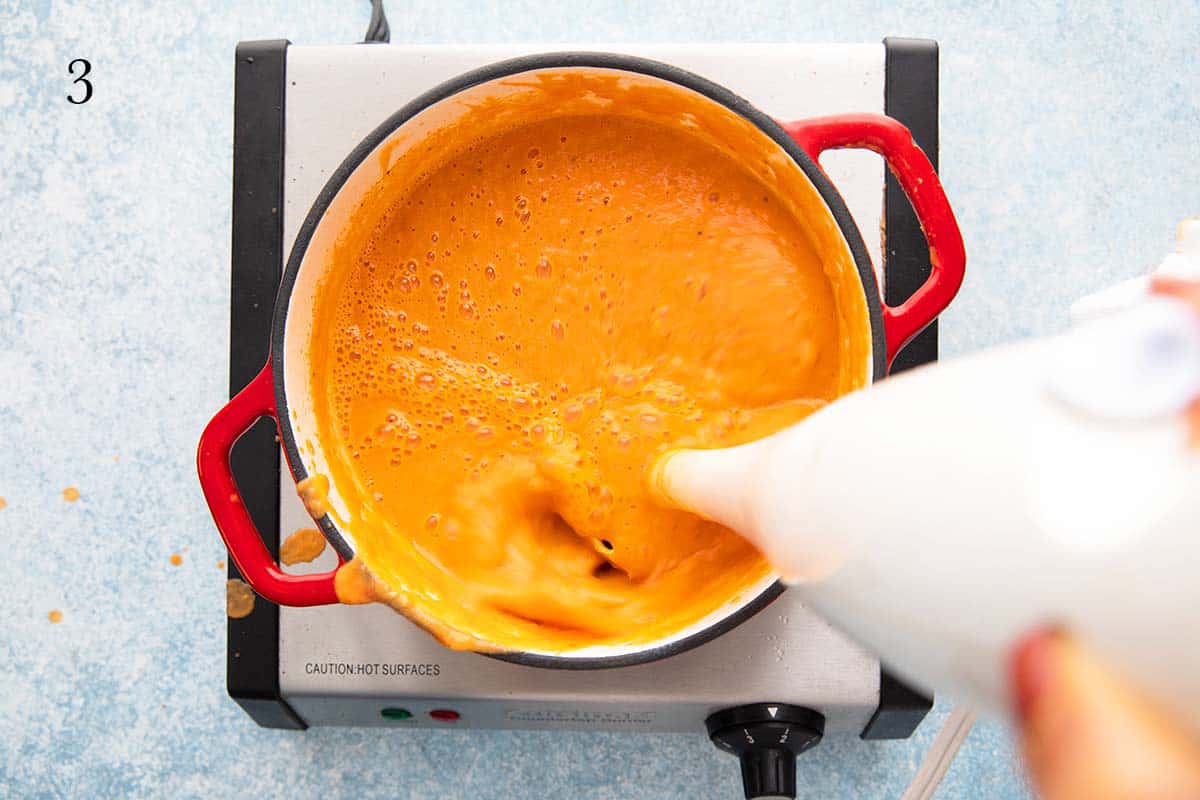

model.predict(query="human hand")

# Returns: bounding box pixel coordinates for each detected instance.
[1011,629,1200,800]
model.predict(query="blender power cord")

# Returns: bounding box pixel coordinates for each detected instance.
[364,0,390,43]
[898,706,978,800]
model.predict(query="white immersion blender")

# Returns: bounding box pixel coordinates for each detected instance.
[656,220,1200,735]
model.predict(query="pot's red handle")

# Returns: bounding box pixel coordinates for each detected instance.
[197,363,339,606]
[784,114,966,367]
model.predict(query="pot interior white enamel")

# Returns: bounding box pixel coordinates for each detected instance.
[272,56,884,667]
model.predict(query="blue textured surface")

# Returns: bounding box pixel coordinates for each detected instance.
[1,1,1197,798]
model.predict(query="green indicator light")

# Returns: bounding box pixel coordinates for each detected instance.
[380,707,413,721]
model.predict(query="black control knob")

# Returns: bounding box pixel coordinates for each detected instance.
[706,703,825,800]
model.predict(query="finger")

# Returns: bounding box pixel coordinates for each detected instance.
[1011,628,1200,800]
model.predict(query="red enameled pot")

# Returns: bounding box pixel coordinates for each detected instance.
[198,53,965,669]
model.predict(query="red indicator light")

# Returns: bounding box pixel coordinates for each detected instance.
[429,709,460,722]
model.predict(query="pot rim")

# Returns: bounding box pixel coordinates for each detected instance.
[270,51,887,669]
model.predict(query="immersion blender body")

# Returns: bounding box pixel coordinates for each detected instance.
[659,286,1200,730]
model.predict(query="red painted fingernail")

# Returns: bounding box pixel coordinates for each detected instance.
[1188,399,1200,450]
[1010,628,1061,723]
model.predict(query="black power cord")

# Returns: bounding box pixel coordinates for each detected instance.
[364,0,390,43]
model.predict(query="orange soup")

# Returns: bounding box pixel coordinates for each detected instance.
[309,90,869,652]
